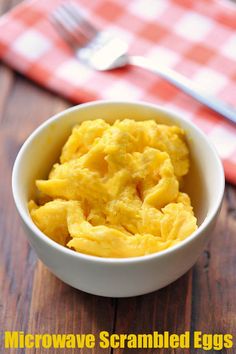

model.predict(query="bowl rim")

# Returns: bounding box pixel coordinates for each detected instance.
[12,100,225,264]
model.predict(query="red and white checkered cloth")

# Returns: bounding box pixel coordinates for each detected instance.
[0,0,236,183]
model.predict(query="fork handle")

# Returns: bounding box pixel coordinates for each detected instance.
[130,55,236,125]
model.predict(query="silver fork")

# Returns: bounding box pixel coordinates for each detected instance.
[51,2,236,124]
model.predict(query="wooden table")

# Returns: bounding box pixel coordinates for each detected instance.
[0,1,235,353]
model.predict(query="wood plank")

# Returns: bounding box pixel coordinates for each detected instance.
[0,65,14,122]
[191,185,236,349]
[0,74,70,353]
[27,262,115,354]
[113,271,192,354]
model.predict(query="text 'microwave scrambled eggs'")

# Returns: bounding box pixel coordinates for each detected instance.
[29,119,197,258]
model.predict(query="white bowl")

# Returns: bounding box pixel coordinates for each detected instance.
[12,101,225,297]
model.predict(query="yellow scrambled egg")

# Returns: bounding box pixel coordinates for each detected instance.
[29,119,197,258]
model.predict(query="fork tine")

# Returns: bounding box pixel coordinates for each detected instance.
[50,15,75,48]
[63,2,98,38]
[59,3,94,42]
[51,7,89,48]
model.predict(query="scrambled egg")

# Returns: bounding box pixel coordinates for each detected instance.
[29,119,197,258]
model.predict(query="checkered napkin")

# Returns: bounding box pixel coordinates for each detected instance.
[0,0,236,183]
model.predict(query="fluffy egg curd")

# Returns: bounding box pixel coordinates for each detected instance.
[29,119,198,258]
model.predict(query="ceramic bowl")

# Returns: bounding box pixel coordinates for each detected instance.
[12,101,225,297]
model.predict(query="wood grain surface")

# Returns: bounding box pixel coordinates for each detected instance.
[0,1,235,353]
